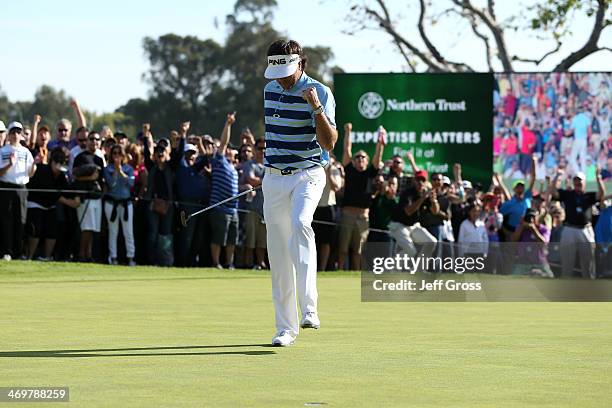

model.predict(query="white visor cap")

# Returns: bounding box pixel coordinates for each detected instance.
[264,54,301,79]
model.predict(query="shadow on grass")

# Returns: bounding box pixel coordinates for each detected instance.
[0,344,276,358]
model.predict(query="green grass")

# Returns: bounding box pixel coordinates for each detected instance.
[1,262,611,407]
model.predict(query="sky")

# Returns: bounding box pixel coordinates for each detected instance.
[1,0,610,113]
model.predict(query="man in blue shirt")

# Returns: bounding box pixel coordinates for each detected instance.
[568,106,592,174]
[210,113,239,269]
[262,39,337,347]
[500,154,537,235]
[175,122,212,267]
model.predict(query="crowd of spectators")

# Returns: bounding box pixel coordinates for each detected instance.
[494,73,612,184]
[0,97,610,278]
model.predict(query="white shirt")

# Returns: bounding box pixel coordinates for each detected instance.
[0,144,34,185]
[458,218,489,256]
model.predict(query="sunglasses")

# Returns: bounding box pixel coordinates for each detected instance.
[88,137,101,141]
[354,155,367,159]
[392,160,403,164]
[10,129,23,134]
[58,128,69,132]
[78,138,87,143]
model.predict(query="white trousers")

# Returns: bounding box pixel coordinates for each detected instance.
[569,138,587,174]
[263,166,326,337]
[388,221,437,258]
[103,201,135,259]
[560,225,595,278]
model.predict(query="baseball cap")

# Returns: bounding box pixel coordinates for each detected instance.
[574,172,586,181]
[442,176,451,185]
[512,179,525,188]
[414,169,428,181]
[184,143,197,153]
[462,180,473,189]
[264,54,301,79]
[7,121,23,132]
[0,121,6,132]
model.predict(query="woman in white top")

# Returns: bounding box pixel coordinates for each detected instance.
[458,202,489,259]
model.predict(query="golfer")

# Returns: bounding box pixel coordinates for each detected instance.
[262,39,337,346]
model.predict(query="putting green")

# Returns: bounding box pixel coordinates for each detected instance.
[1,262,611,407]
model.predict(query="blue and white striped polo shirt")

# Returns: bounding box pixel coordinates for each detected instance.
[210,152,239,215]
[264,72,336,170]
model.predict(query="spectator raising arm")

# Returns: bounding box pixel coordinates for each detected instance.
[342,122,352,166]
[218,112,236,155]
[170,121,190,169]
[528,153,537,192]
[327,161,344,192]
[70,99,87,128]
[548,169,564,200]
[494,172,511,201]
[406,151,420,173]
[30,114,41,149]
[596,165,606,203]
[453,162,462,184]
[372,126,386,170]
[142,123,154,171]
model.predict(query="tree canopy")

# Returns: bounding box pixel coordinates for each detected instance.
[1,0,337,143]
[348,0,611,72]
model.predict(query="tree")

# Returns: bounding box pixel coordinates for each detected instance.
[134,0,339,140]
[348,0,611,72]
[0,86,10,121]
[223,0,283,137]
[28,85,74,126]
[223,0,339,137]
[0,85,78,130]
[142,34,225,134]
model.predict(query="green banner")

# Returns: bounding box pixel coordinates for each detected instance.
[333,73,493,187]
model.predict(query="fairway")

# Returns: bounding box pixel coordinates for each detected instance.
[1,262,611,407]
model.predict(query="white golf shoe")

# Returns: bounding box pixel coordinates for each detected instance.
[300,312,320,329]
[271,330,295,347]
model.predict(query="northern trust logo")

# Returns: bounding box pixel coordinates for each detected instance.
[358,92,385,119]
[358,92,467,119]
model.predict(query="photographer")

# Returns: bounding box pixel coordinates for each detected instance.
[388,169,438,259]
[510,208,553,278]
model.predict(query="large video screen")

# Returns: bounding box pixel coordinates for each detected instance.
[494,72,612,186]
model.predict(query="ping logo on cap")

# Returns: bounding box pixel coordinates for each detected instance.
[269,57,287,65]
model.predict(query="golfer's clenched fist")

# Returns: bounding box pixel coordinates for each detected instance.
[302,87,321,109]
